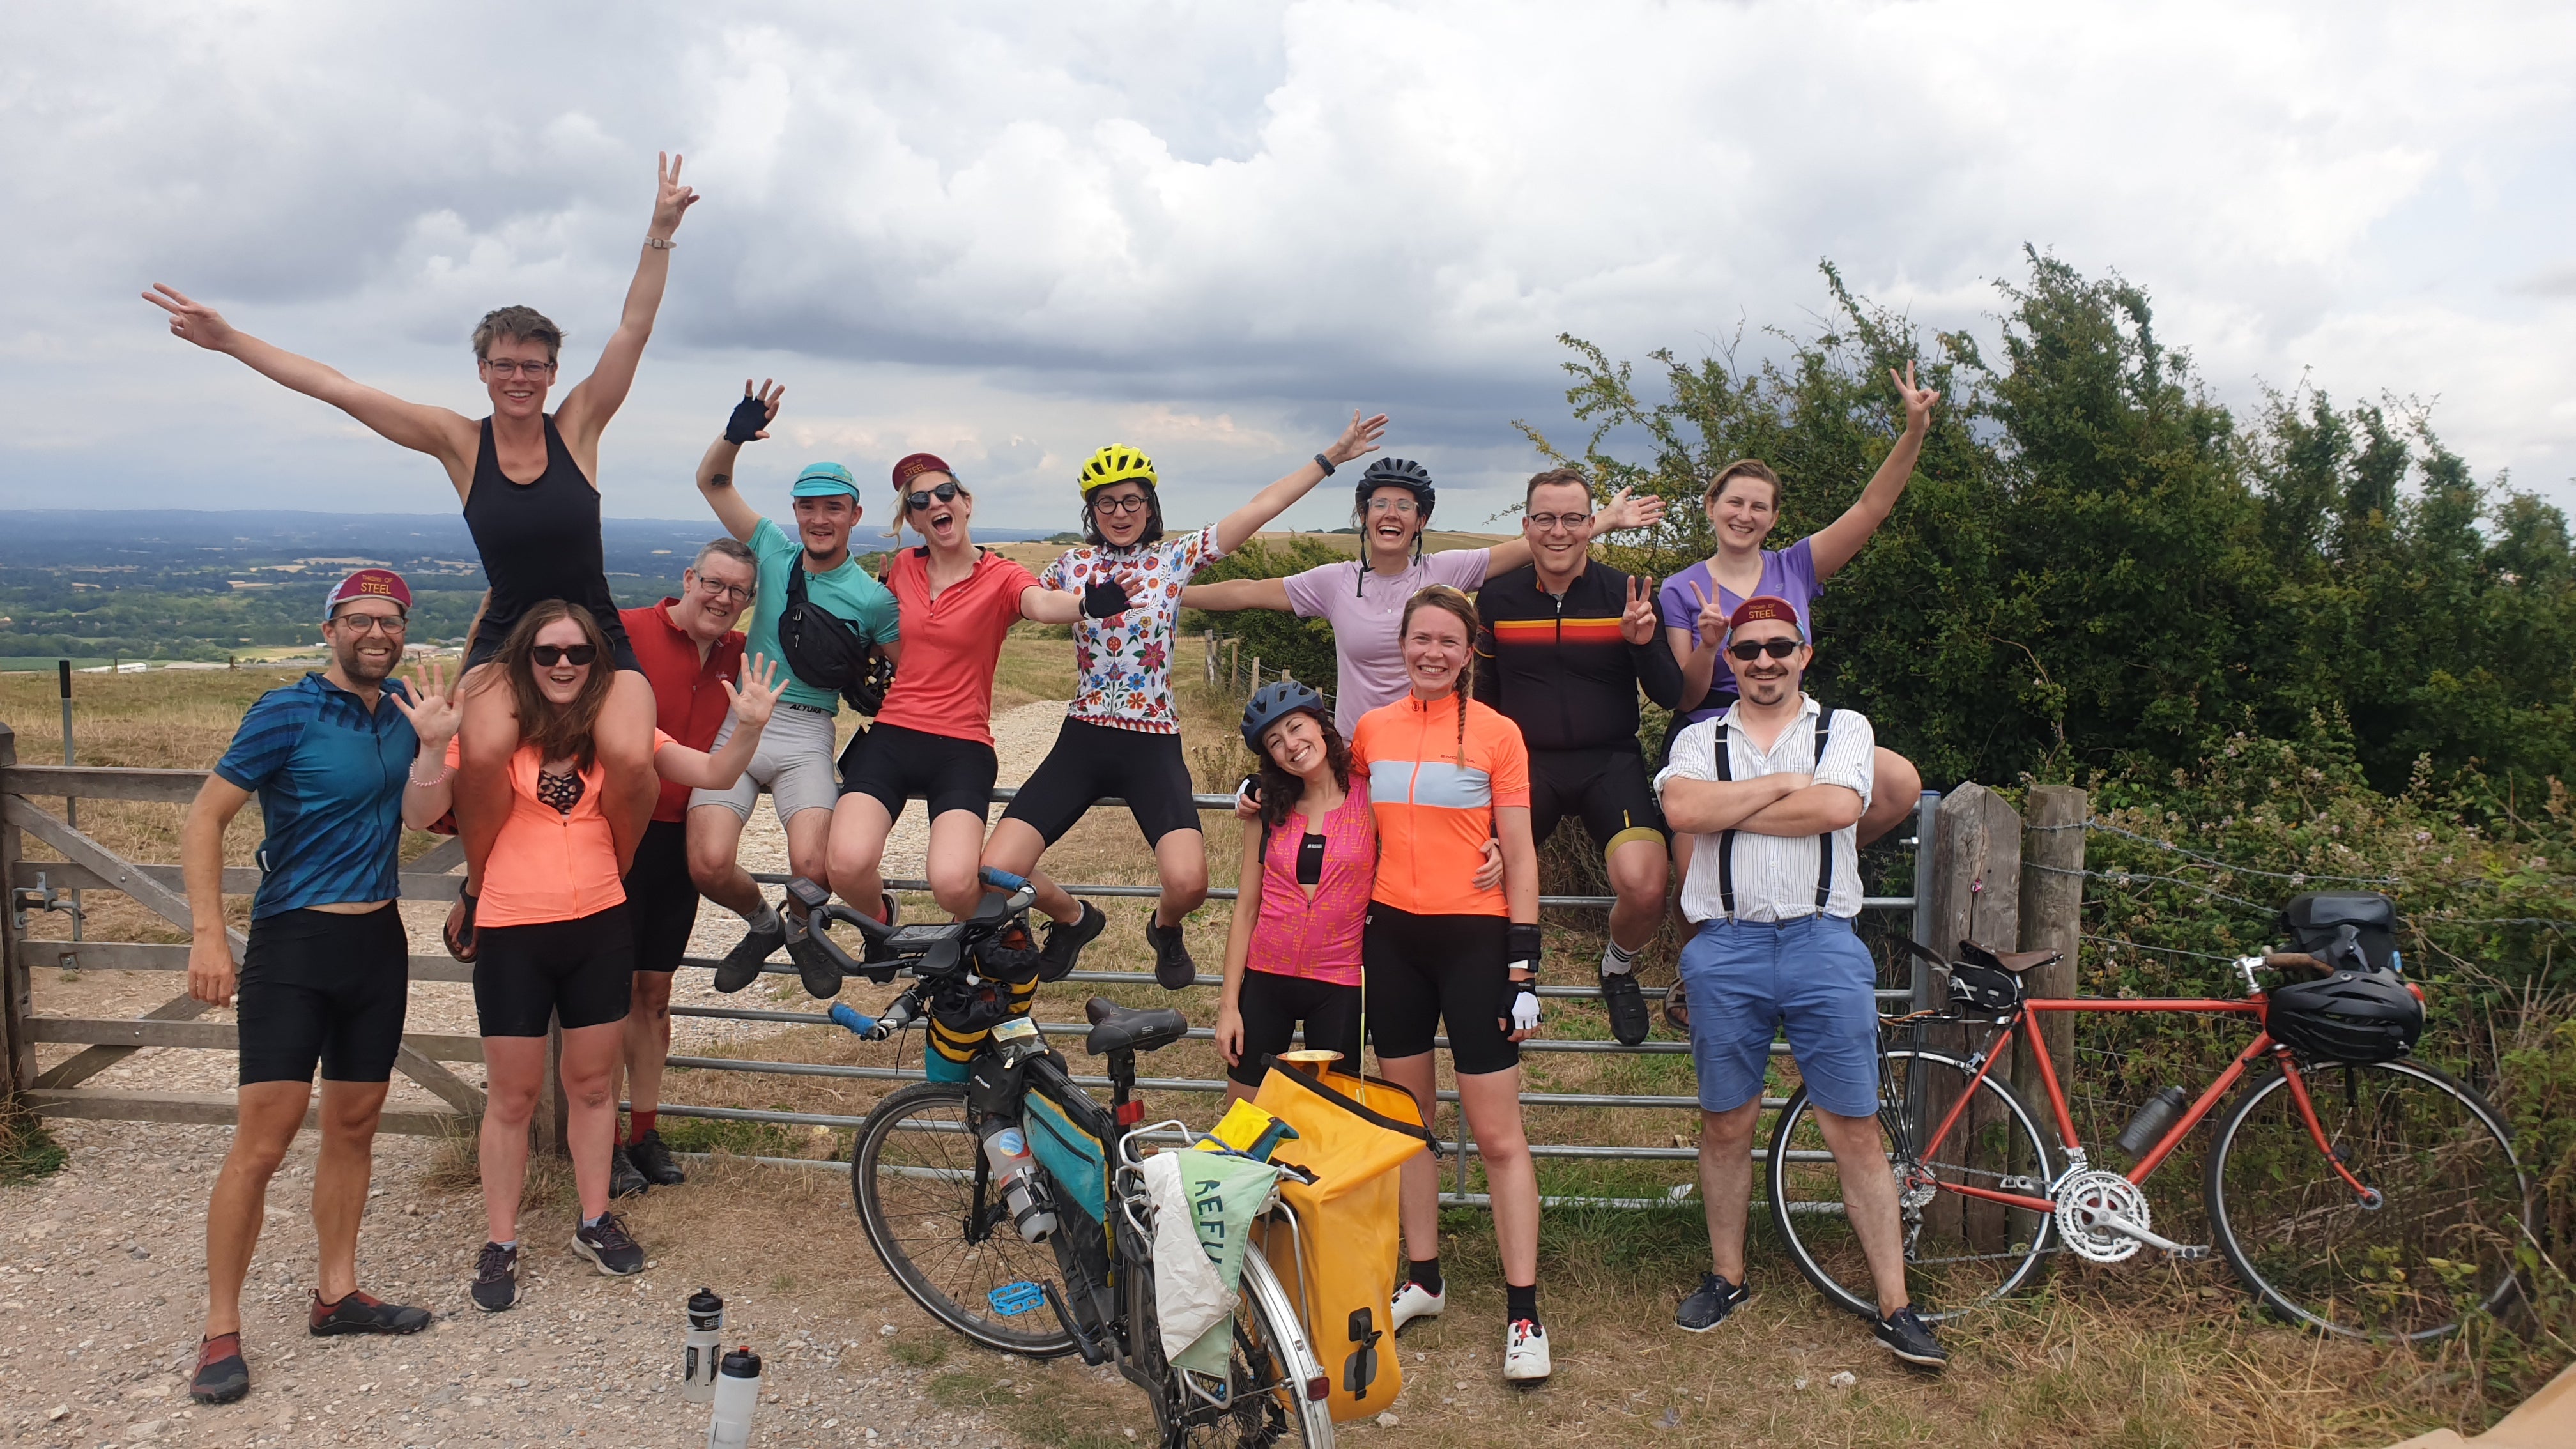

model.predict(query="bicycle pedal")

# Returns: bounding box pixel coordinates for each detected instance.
[2165,1245,2212,1261]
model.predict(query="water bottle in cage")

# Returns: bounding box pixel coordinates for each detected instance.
[2115,1086,2190,1158]
[979,1123,1059,1243]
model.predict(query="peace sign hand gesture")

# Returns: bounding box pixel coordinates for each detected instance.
[1890,361,1940,434]
[1687,579,1728,650]
[650,151,700,241]
[143,284,236,353]
[723,655,786,730]
[1324,410,1392,468]
[390,657,464,751]
[1620,574,1660,646]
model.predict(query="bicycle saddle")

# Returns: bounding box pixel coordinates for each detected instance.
[1081,997,1190,1056]
[1959,940,2062,974]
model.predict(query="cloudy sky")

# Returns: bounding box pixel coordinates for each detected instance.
[5,1,2572,535]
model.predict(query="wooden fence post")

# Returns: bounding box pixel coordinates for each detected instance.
[1926,784,2025,1249]
[2018,785,2086,1158]
[1205,631,1218,685]
[0,724,27,1094]
[533,1015,570,1158]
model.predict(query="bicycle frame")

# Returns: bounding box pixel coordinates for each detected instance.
[1908,993,2379,1218]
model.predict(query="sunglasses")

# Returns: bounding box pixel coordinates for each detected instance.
[905,481,962,512]
[1726,638,1802,662]
[530,644,598,667]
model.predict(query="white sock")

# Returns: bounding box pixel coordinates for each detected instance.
[581,1214,602,1230]
[1601,939,1641,976]
[740,903,780,933]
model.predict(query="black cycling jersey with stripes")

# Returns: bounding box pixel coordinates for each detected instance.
[1472,561,1684,753]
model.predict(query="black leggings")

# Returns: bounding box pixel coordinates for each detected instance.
[236,905,410,1085]
[1227,970,1364,1088]
[473,905,635,1037]
[1002,717,1202,846]
[1363,905,1515,1075]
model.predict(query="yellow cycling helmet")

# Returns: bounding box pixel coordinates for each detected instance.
[1078,443,1158,496]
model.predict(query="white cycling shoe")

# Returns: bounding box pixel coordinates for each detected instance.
[1390,1280,1445,1333]
[1503,1319,1551,1384]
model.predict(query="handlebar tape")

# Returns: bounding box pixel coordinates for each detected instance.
[979,866,1031,892]
[827,1002,879,1038]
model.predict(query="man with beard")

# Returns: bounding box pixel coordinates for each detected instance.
[181,569,433,1405]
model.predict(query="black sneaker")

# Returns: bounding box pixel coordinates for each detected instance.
[309,1289,431,1337]
[608,1144,650,1199]
[470,1242,519,1313]
[1146,919,1197,990]
[782,912,843,999]
[188,1333,249,1404]
[714,911,784,993]
[627,1128,687,1186]
[573,1213,646,1276]
[1037,900,1107,983]
[1600,967,1652,1046]
[1674,1273,1749,1333]
[1872,1305,1949,1368]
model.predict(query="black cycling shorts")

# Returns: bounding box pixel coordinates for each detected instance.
[1002,717,1202,847]
[473,904,635,1037]
[840,722,1000,821]
[1529,747,1666,855]
[236,904,410,1086]
[1227,969,1365,1088]
[1363,904,1516,1075]
[622,818,700,975]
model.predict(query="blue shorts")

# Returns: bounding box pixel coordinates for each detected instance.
[1677,914,1881,1118]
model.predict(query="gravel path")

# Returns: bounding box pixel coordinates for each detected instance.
[3,700,1082,1448]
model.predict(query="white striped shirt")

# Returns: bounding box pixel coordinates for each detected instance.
[1653,694,1875,924]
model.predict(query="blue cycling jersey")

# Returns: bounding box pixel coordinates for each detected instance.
[213,673,417,919]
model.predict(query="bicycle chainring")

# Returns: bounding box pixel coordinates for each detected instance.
[2053,1170,2150,1264]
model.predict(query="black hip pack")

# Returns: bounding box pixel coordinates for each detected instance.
[777,562,891,714]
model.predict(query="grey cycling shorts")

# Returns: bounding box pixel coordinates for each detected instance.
[689,701,843,825]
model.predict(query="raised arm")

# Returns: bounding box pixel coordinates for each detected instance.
[1623,574,1685,709]
[1180,577,1292,613]
[1804,362,1939,581]
[1483,485,1667,574]
[1211,411,1388,556]
[182,774,255,1006]
[1664,579,1733,713]
[145,285,475,484]
[390,664,464,830]
[650,658,784,790]
[555,152,700,451]
[696,379,782,544]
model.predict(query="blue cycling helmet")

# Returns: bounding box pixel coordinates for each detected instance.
[1241,679,1328,753]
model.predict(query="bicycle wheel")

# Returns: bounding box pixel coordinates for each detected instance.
[1128,1216,1331,1447]
[2206,1057,2532,1341]
[1770,1046,2055,1322]
[850,1082,1079,1358]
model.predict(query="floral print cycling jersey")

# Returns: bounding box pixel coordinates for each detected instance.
[1045,524,1225,734]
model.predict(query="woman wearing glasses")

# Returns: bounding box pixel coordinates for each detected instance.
[148,153,703,967]
[396,602,783,1311]
[1657,364,1940,849]
[979,415,1390,992]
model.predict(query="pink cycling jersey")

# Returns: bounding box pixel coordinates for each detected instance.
[1243,788,1373,988]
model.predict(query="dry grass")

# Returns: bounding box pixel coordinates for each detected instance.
[8,645,2556,1445]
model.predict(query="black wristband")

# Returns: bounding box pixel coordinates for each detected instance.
[1505,922,1543,970]
[1314,452,1335,476]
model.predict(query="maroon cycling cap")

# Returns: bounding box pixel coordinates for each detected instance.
[891,452,955,491]
[1726,595,1805,641]
[323,567,411,624]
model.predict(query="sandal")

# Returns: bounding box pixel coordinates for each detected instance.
[443,889,480,963]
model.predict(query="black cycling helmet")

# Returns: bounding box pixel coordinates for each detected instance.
[1356,457,1436,519]
[1241,678,1328,753]
[2267,969,2423,1065]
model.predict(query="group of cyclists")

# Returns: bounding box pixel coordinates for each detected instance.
[151,155,1952,1407]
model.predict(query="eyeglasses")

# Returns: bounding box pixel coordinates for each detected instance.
[691,574,753,605]
[329,612,407,635]
[1525,512,1592,533]
[530,644,597,666]
[1365,497,1420,516]
[905,481,962,512]
[1091,493,1152,516]
[1725,638,1802,662]
[481,358,556,378]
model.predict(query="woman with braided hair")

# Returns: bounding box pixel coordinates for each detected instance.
[1349,585,1552,1384]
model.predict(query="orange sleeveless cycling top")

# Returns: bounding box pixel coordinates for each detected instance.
[447,730,673,926]
[1351,690,1529,919]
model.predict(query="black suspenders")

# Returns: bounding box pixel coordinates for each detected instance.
[1710,704,1836,921]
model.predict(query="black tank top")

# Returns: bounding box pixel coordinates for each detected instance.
[463,415,632,663]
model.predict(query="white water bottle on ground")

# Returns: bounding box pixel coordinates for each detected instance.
[682,1288,725,1404]
[707,1345,762,1448]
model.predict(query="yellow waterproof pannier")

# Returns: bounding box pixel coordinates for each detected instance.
[1250,1061,1439,1425]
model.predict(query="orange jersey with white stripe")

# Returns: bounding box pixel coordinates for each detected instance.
[1351,690,1530,918]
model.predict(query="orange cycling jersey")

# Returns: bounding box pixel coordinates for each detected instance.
[1351,690,1529,918]
[446,730,673,927]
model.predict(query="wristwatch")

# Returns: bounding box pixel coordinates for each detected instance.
[645,236,677,250]
[1313,452,1335,476]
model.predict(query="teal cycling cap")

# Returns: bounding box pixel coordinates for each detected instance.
[790,462,861,500]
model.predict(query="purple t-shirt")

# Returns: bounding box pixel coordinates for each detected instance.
[1657,536,1823,727]
[1281,549,1492,735]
